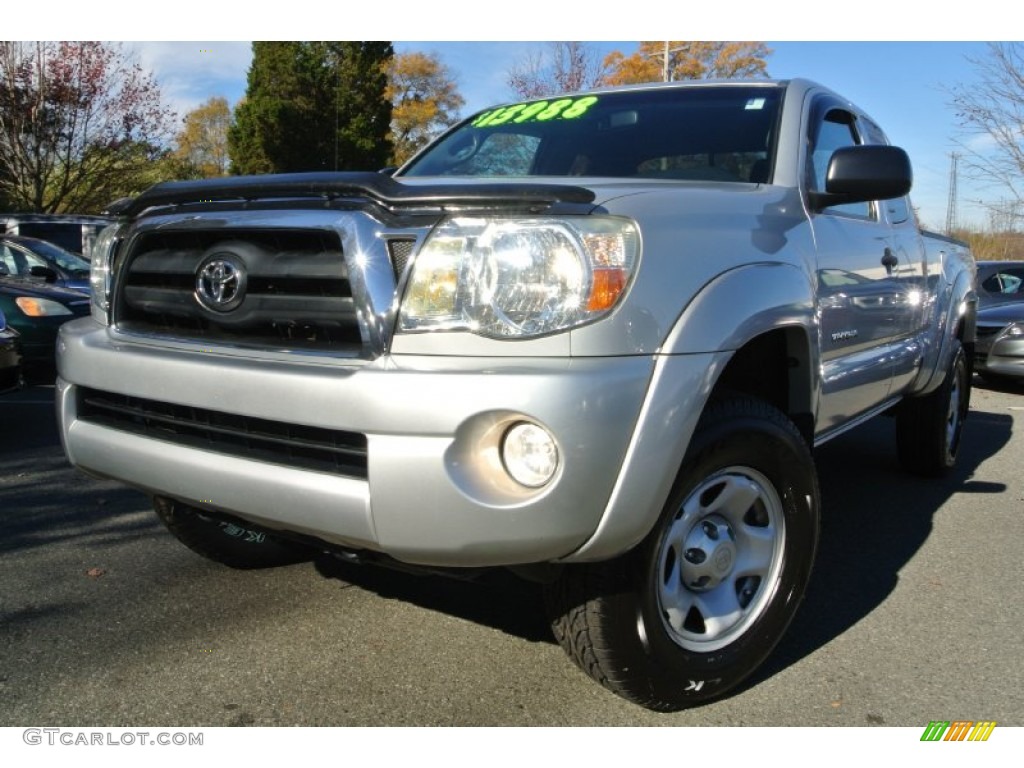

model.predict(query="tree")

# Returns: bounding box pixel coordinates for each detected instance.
[507,42,608,99]
[172,96,231,179]
[0,41,175,213]
[228,42,393,175]
[386,52,464,166]
[603,42,772,86]
[950,42,1024,223]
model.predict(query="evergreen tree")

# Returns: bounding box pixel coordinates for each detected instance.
[229,42,393,174]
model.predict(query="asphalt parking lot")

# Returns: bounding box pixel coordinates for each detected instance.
[1,379,1022,726]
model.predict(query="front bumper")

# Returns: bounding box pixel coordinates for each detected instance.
[974,329,1024,380]
[0,332,20,393]
[57,319,713,566]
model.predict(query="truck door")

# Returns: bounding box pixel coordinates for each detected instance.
[806,103,907,435]
[858,116,930,396]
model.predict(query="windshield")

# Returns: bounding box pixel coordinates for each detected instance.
[400,85,783,183]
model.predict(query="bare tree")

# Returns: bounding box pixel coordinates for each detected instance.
[950,42,1024,222]
[507,42,607,99]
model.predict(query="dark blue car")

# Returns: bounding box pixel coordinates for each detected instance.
[0,277,89,373]
[0,235,91,293]
[0,308,21,393]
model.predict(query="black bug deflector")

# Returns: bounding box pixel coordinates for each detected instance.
[108,172,597,217]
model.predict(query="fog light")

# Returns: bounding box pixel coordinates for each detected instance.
[501,422,559,488]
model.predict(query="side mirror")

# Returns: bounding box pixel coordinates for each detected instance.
[29,265,58,282]
[809,145,912,211]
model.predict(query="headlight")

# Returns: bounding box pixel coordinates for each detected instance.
[14,297,72,317]
[399,216,639,339]
[90,222,124,326]
[999,322,1024,339]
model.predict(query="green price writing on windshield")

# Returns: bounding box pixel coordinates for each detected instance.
[471,96,599,128]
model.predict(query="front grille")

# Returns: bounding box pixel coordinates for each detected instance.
[115,228,364,354]
[77,387,368,478]
[387,238,415,281]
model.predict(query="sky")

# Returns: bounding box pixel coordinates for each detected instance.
[8,2,1016,230]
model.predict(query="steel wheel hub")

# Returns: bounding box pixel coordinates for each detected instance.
[656,467,786,652]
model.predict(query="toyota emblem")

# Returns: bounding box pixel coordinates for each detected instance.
[196,254,246,312]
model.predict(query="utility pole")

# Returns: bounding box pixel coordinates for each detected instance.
[646,42,688,82]
[945,152,959,235]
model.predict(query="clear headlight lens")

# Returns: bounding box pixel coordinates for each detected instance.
[15,297,72,317]
[399,216,639,338]
[1002,322,1024,339]
[90,222,124,326]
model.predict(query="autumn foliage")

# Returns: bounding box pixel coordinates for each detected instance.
[506,41,772,101]
[0,41,175,213]
[173,97,232,179]
[386,52,464,166]
[602,42,772,85]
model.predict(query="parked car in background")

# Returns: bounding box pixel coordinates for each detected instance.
[0,309,22,393]
[0,278,89,374]
[974,302,1024,384]
[2,213,112,259]
[0,235,91,292]
[976,260,1024,308]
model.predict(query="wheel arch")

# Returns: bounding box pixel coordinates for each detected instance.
[563,263,818,562]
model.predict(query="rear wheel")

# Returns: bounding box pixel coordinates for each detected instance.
[544,396,820,711]
[154,497,313,569]
[897,340,970,476]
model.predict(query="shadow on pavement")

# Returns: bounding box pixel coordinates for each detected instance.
[315,405,1013,673]
[4,383,1015,689]
[756,405,1012,684]
[0,385,159,557]
[313,556,553,644]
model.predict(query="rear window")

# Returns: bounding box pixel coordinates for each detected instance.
[400,85,783,183]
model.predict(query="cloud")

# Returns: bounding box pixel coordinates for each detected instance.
[126,41,252,120]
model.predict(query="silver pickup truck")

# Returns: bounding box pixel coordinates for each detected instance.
[57,79,976,711]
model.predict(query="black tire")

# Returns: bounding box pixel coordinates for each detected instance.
[897,340,970,477]
[544,396,820,711]
[153,497,314,569]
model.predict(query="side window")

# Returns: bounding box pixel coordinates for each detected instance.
[885,196,912,225]
[861,116,913,225]
[0,244,30,276]
[982,268,1024,295]
[808,109,872,219]
[3,244,46,275]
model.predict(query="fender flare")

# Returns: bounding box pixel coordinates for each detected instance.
[661,261,817,356]
[564,262,817,563]
[914,267,977,395]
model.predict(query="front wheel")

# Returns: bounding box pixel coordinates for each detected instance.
[545,396,820,711]
[154,497,314,569]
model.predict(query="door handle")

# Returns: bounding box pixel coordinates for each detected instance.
[881,248,899,275]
